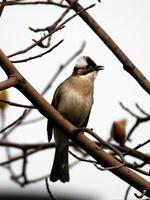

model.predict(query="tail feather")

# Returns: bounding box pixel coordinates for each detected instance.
[50,146,69,183]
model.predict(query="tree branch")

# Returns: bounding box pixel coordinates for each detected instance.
[11,40,63,63]
[0,1,69,8]
[120,102,150,141]
[0,99,35,109]
[8,3,94,58]
[0,0,6,17]
[0,76,19,90]
[66,0,150,95]
[0,49,150,197]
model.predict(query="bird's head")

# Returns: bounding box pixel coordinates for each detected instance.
[72,56,104,79]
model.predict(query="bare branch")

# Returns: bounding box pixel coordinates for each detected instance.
[114,144,150,162]
[0,99,35,109]
[28,7,70,48]
[133,139,150,151]
[0,110,27,135]
[73,127,126,164]
[11,40,63,63]
[134,189,147,199]
[0,141,53,150]
[0,49,150,197]
[0,0,6,17]
[25,174,49,185]
[66,0,150,95]
[8,3,94,58]
[135,103,150,117]
[94,162,125,171]
[120,102,150,141]
[0,1,69,8]
[124,185,131,200]
[69,150,96,164]
[45,178,56,200]
[0,140,149,164]
[0,149,44,166]
[0,76,19,90]
[29,6,70,33]
[120,102,139,118]
[21,150,28,185]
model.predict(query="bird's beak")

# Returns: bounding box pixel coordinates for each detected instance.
[95,65,104,71]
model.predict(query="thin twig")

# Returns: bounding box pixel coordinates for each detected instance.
[0,110,27,135]
[11,40,63,63]
[8,3,94,58]
[94,162,125,171]
[4,138,24,186]
[127,162,150,176]
[0,148,43,166]
[127,118,150,141]
[120,102,150,141]
[0,0,6,17]
[0,1,69,8]
[73,127,126,165]
[120,102,139,118]
[45,177,56,200]
[69,150,96,164]
[133,139,150,151]
[21,150,28,185]
[29,6,70,33]
[0,99,35,109]
[135,103,150,117]
[134,189,147,199]
[29,7,70,48]
[24,174,49,184]
[124,185,131,200]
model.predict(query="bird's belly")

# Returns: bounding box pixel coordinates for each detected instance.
[58,90,92,127]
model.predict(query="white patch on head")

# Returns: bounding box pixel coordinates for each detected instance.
[76,56,87,68]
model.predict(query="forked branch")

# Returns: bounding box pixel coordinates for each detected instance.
[0,49,150,197]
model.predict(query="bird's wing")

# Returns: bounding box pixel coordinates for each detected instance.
[47,119,53,142]
[82,110,91,128]
[47,85,62,142]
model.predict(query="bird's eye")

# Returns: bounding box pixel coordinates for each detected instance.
[86,65,90,69]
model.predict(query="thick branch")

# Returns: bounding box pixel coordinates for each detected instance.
[0,49,150,197]
[66,0,150,95]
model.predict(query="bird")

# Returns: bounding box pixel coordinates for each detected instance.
[47,56,104,182]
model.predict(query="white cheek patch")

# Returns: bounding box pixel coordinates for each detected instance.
[76,57,87,68]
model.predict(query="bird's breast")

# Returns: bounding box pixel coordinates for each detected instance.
[58,79,93,127]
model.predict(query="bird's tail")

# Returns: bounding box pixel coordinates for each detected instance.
[50,146,69,183]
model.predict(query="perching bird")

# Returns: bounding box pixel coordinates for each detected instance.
[47,56,103,182]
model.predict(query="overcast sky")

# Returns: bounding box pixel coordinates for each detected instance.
[0,0,150,199]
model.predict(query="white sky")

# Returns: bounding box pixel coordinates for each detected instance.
[0,0,150,199]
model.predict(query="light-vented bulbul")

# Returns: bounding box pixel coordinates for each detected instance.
[47,56,103,182]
